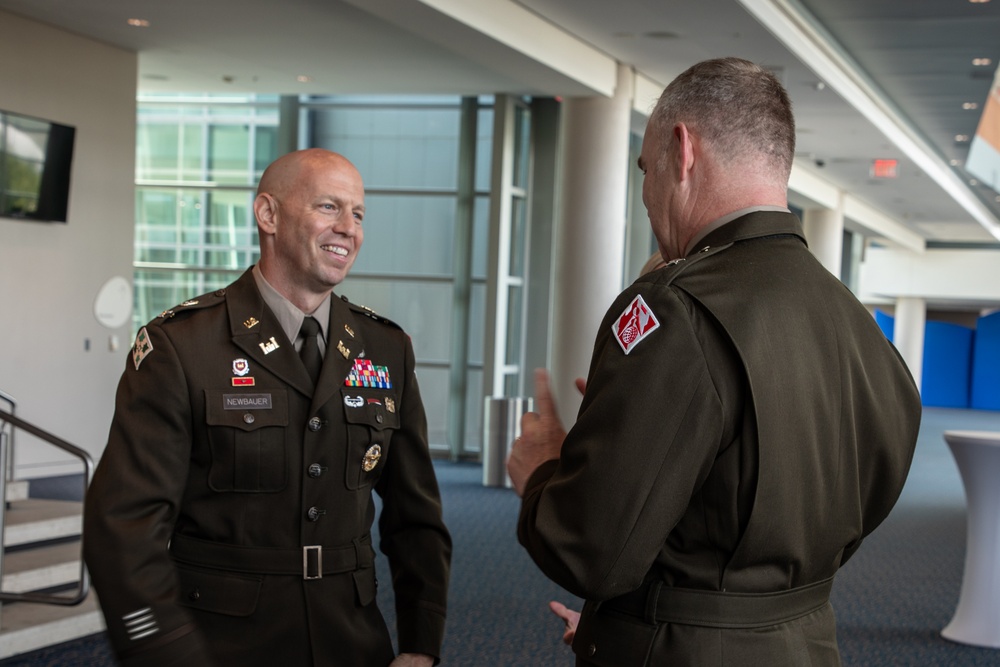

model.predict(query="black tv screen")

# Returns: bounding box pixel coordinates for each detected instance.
[0,109,75,223]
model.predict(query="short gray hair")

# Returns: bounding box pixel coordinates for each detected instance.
[650,58,795,180]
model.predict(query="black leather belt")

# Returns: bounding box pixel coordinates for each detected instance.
[169,533,374,580]
[604,576,834,629]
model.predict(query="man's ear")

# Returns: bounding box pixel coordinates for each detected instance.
[674,122,696,181]
[253,193,278,236]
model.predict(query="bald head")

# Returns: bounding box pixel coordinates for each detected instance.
[257,148,362,200]
[253,148,366,313]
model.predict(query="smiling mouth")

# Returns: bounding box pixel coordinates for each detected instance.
[321,245,348,257]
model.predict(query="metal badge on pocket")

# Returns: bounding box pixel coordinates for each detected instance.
[362,445,382,472]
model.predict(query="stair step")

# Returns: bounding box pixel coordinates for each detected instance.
[0,594,105,660]
[4,480,29,503]
[3,541,84,593]
[3,499,82,547]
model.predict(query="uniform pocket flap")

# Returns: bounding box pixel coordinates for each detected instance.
[572,603,658,667]
[176,566,262,617]
[341,389,400,431]
[205,389,289,431]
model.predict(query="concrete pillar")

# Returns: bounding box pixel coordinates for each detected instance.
[550,63,633,421]
[894,296,926,392]
[802,207,844,279]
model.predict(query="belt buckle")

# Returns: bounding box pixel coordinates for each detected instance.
[303,545,322,580]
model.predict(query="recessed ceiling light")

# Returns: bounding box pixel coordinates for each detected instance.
[296,75,313,83]
[973,57,993,66]
[643,31,680,40]
[963,102,980,110]
[969,0,990,4]
[127,18,150,27]
[955,134,971,142]
[950,159,962,166]
[970,178,979,186]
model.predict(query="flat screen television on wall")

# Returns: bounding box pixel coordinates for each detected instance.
[0,109,75,223]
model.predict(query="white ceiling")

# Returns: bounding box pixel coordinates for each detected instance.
[2,0,998,245]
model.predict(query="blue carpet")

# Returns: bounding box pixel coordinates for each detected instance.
[5,407,1000,665]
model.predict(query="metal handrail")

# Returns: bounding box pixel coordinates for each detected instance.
[0,407,92,606]
[0,390,15,485]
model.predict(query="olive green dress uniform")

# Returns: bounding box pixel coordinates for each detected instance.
[84,268,451,667]
[518,211,921,667]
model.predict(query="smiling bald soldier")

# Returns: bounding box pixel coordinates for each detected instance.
[85,149,451,667]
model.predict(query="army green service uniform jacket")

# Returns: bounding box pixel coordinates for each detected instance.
[518,211,921,667]
[84,268,451,667]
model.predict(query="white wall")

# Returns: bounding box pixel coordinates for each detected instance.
[0,10,137,477]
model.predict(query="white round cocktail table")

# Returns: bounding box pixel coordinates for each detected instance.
[941,429,1000,648]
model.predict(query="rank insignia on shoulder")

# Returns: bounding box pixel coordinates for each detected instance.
[179,299,199,307]
[132,327,153,370]
[612,294,660,355]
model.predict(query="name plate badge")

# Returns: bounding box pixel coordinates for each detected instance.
[223,393,273,410]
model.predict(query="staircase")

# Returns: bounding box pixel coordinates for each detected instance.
[1,396,105,662]
[1,479,105,661]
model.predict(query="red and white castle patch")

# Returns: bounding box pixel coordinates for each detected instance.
[612,294,660,355]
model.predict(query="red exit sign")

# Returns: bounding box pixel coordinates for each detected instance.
[871,159,898,178]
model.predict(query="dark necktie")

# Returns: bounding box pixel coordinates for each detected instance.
[298,316,323,385]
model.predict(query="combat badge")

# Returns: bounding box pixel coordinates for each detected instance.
[612,294,660,355]
[132,327,153,370]
[362,444,382,472]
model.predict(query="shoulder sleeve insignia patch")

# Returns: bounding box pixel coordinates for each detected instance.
[612,294,660,355]
[132,327,154,370]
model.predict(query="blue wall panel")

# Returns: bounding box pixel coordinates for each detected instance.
[921,321,973,408]
[971,311,1000,410]
[875,310,894,342]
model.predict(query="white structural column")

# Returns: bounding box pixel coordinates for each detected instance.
[894,296,926,392]
[550,63,633,421]
[802,206,844,278]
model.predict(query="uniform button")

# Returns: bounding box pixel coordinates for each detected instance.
[189,588,201,601]
[587,644,597,657]
[376,414,384,424]
[306,506,326,521]
[307,463,324,478]
[214,289,226,296]
[243,413,255,424]
[308,417,323,431]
